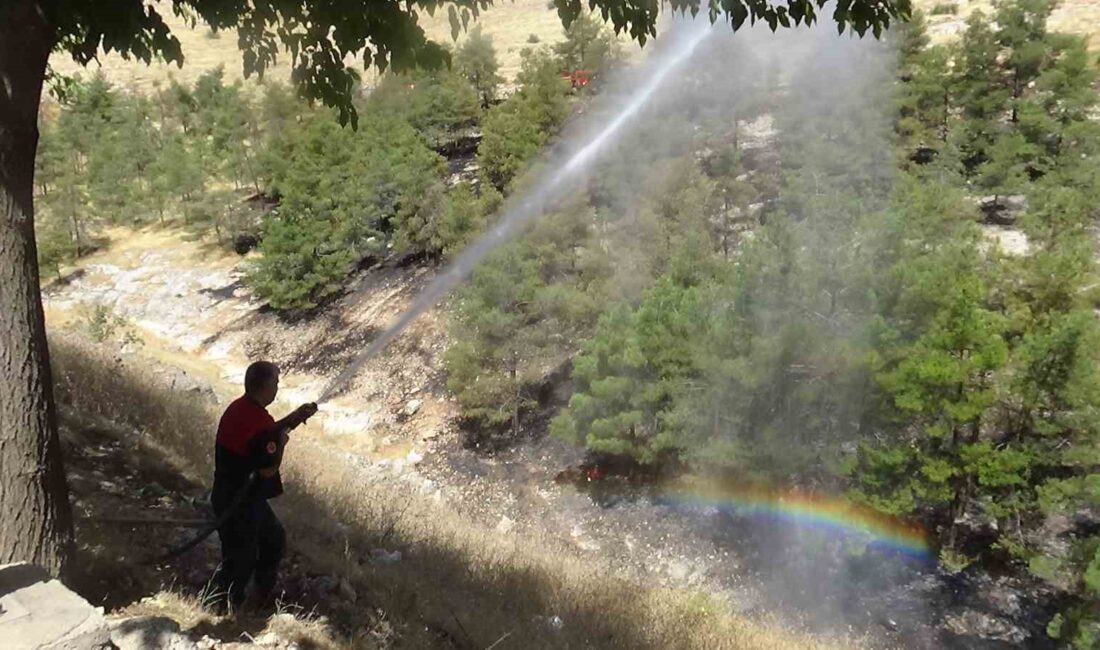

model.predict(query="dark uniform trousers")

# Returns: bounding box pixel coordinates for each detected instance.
[212,484,286,606]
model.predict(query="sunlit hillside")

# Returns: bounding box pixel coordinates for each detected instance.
[47,0,624,92]
[914,0,1100,46]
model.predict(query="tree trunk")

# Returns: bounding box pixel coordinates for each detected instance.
[510,349,519,438]
[0,0,73,576]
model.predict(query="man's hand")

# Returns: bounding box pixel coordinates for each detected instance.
[293,402,318,427]
[273,403,318,435]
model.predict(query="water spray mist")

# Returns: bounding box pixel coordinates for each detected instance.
[316,19,715,403]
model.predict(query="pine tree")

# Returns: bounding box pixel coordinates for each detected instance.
[554,11,619,76]
[370,67,481,147]
[994,0,1054,124]
[454,25,503,108]
[953,11,1010,170]
[705,145,759,258]
[432,183,503,256]
[552,276,704,465]
[446,202,607,440]
[897,45,953,149]
[246,110,445,309]
[976,131,1037,200]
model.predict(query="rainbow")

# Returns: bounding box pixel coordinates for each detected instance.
[660,481,932,558]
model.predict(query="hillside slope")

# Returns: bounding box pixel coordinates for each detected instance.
[47,0,611,91]
[44,228,850,649]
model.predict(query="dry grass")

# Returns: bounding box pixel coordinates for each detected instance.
[115,591,351,649]
[913,0,1100,48]
[44,0,1100,95]
[46,0,595,93]
[50,336,856,650]
[114,591,222,631]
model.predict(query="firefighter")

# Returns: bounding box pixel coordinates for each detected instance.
[212,360,317,611]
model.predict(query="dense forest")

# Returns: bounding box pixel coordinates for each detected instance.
[36,4,1100,646]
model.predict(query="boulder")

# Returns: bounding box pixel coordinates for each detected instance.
[977,195,1028,225]
[232,233,261,255]
[0,563,111,650]
[945,609,1028,645]
[403,399,422,417]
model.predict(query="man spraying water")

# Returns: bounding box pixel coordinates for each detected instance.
[211,361,317,611]
[163,13,715,601]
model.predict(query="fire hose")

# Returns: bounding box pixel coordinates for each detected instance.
[81,473,261,563]
[150,402,314,563]
[155,472,258,562]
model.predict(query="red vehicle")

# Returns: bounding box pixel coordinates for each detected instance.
[561,69,592,89]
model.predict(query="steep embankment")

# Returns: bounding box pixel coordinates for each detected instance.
[45,227,851,649]
[44,215,1056,650]
[44,225,453,463]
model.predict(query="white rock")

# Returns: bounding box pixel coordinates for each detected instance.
[0,563,111,650]
[369,548,403,565]
[254,631,280,646]
[495,516,515,535]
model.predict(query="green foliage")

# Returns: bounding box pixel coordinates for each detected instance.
[477,46,570,192]
[869,9,1100,636]
[431,183,503,257]
[371,68,481,146]
[976,131,1037,197]
[35,212,77,281]
[952,12,1010,167]
[455,26,504,108]
[446,203,608,437]
[35,70,309,260]
[478,105,548,192]
[552,277,705,464]
[80,304,142,346]
[554,12,620,75]
[248,111,446,309]
[512,46,572,130]
[898,41,952,150]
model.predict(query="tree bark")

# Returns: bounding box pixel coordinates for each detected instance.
[0,0,72,576]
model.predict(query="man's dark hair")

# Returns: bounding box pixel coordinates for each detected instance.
[244,361,279,394]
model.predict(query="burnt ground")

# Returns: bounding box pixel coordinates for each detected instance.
[419,429,1062,650]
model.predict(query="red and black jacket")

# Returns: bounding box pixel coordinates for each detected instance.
[213,396,286,500]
